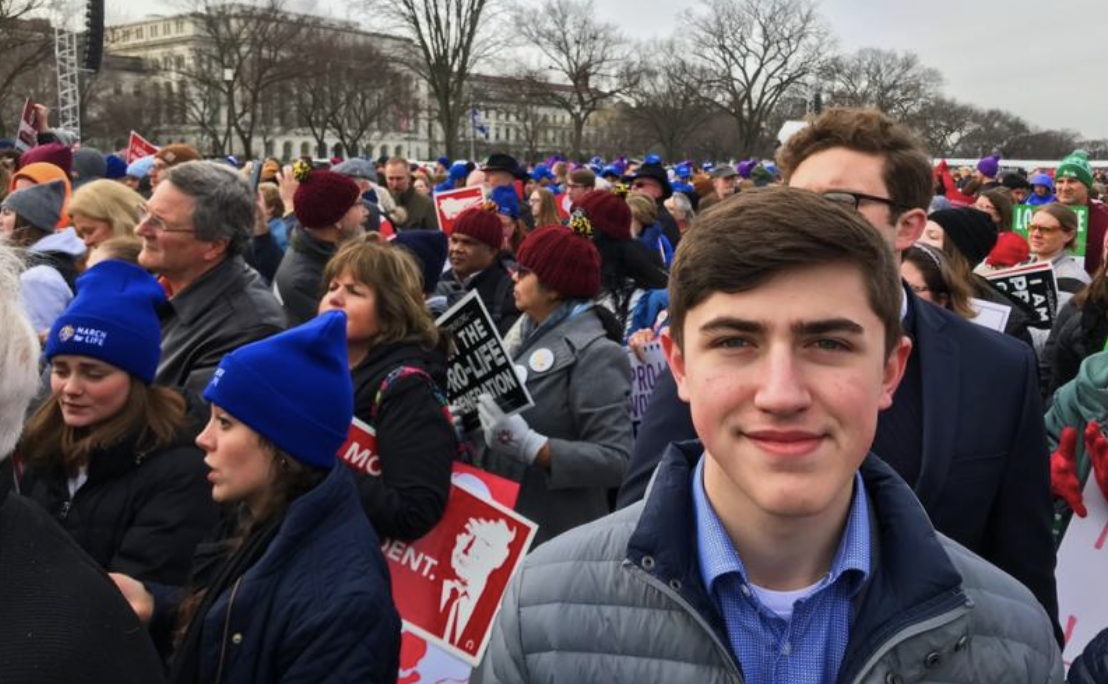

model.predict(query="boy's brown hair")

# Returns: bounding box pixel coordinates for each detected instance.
[669,186,902,355]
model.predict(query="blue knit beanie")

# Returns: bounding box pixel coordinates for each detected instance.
[104,154,128,179]
[203,311,352,469]
[46,260,165,383]
[490,185,519,219]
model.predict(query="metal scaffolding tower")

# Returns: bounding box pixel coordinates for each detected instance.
[54,27,81,140]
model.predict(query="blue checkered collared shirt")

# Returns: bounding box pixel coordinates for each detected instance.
[692,456,871,684]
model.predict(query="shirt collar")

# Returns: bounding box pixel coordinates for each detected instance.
[692,455,871,597]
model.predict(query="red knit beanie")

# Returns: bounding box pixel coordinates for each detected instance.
[574,189,632,241]
[293,165,361,229]
[19,143,73,178]
[452,204,503,250]
[517,226,600,299]
[985,231,1030,268]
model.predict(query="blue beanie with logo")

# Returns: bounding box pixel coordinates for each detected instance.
[203,311,352,469]
[46,260,165,383]
[490,185,519,219]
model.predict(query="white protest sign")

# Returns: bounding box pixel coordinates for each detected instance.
[1056,475,1108,669]
[627,341,668,438]
[968,297,1011,334]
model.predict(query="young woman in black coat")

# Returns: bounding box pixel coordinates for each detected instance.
[18,260,218,591]
[319,236,458,541]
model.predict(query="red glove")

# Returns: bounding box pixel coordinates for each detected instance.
[1052,426,1086,517]
[1086,421,1108,507]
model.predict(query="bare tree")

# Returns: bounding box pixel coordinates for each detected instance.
[177,0,314,157]
[0,9,54,134]
[908,95,977,157]
[822,48,943,120]
[682,0,832,156]
[368,0,499,159]
[512,0,634,159]
[625,49,712,161]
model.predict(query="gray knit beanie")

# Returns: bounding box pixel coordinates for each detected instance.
[2,180,66,232]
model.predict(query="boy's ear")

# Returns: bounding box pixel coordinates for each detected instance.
[879,335,913,410]
[660,329,691,403]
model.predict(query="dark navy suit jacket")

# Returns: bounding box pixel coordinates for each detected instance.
[617,289,1060,639]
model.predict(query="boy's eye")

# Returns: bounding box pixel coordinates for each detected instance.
[812,339,850,352]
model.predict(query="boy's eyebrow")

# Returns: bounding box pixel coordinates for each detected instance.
[698,316,866,336]
[792,318,866,337]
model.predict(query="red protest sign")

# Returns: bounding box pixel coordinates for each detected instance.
[337,416,381,476]
[433,185,485,235]
[384,478,535,666]
[125,130,159,164]
[16,99,37,152]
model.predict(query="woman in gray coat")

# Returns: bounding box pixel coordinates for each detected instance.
[478,225,633,545]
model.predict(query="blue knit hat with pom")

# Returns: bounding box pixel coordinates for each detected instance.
[203,311,353,469]
[46,260,166,383]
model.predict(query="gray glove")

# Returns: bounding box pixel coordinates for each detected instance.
[477,393,547,465]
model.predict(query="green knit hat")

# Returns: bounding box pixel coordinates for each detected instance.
[1057,149,1093,189]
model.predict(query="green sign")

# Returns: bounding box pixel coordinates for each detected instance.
[1012,204,1089,257]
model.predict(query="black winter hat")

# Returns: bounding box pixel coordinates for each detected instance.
[929,208,998,267]
[630,162,673,199]
[482,153,523,179]
[392,229,448,294]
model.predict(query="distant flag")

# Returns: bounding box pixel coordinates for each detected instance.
[470,108,489,140]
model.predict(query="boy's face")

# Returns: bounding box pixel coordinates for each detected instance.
[663,262,910,522]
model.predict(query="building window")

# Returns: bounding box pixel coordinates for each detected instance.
[282,141,293,160]
[300,141,310,157]
[150,24,157,37]
[135,27,143,39]
[176,19,184,32]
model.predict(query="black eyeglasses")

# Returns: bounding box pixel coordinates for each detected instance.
[821,190,908,212]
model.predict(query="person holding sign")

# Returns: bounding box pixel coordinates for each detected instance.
[477,224,632,546]
[436,204,521,336]
[476,187,1062,684]
[111,312,402,683]
[319,237,458,541]
[1027,203,1090,290]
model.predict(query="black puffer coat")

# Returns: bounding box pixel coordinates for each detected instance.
[19,392,219,587]
[344,341,456,541]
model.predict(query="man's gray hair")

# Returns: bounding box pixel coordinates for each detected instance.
[166,161,254,255]
[0,245,41,460]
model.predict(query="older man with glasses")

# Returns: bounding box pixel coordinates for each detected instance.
[137,161,286,396]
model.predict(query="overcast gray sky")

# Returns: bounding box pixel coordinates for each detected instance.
[109,0,1108,139]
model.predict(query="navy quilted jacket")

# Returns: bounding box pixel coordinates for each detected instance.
[197,466,401,683]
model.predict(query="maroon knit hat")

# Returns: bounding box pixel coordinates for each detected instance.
[293,166,361,229]
[19,143,73,178]
[452,204,502,250]
[574,189,631,240]
[517,225,600,299]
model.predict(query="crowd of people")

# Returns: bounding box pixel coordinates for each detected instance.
[1,104,1108,683]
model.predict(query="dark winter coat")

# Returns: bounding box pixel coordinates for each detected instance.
[1044,297,1108,397]
[157,255,286,397]
[346,341,456,541]
[0,485,167,683]
[18,392,219,588]
[394,186,438,231]
[273,223,337,326]
[436,261,520,336]
[1070,626,1108,684]
[190,466,400,683]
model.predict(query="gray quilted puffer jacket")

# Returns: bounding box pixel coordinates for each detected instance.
[474,442,1063,684]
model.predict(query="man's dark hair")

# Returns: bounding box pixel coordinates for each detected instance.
[669,186,902,355]
[165,161,252,256]
[776,108,933,216]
